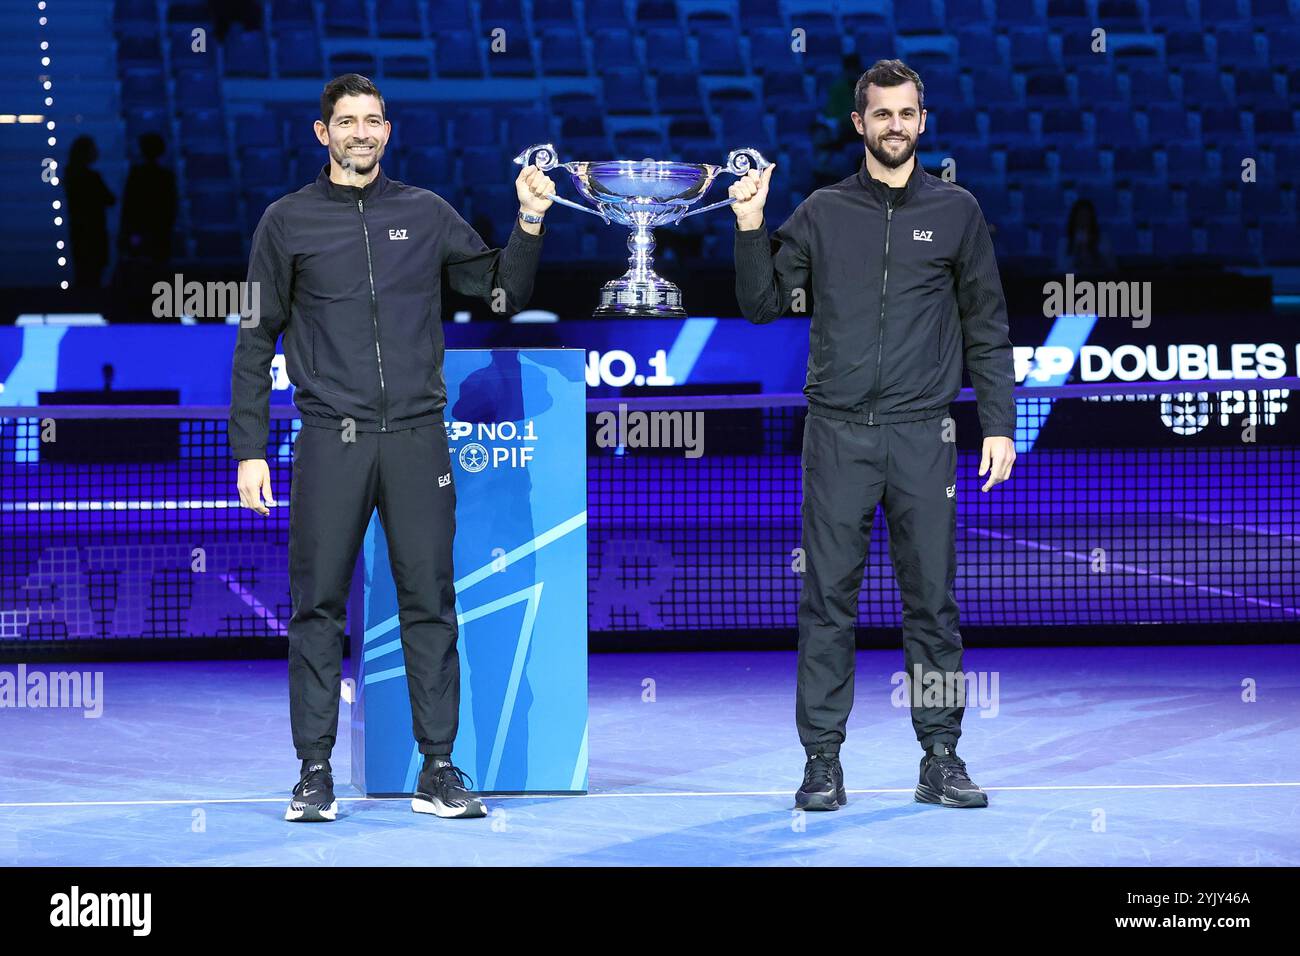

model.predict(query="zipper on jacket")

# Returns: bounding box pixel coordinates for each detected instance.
[868,202,893,426]
[357,198,387,432]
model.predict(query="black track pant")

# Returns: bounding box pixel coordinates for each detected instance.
[286,423,458,761]
[796,410,964,756]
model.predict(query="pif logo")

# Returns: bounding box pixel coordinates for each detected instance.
[388,228,408,240]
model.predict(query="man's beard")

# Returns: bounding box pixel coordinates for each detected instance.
[865,130,917,169]
[333,139,384,174]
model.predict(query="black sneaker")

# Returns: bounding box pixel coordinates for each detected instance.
[412,758,487,819]
[915,741,988,808]
[794,751,847,811]
[285,759,338,822]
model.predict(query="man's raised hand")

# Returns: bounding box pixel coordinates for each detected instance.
[728,163,775,231]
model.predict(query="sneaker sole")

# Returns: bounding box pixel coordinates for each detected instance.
[285,800,338,822]
[794,788,848,811]
[914,781,989,808]
[411,794,487,819]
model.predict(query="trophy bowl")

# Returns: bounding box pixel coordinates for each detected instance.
[515,144,771,318]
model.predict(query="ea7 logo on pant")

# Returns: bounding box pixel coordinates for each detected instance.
[946,484,956,498]
[438,472,451,488]
[913,230,934,242]
[389,229,408,240]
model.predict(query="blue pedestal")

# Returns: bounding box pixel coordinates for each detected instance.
[351,349,588,794]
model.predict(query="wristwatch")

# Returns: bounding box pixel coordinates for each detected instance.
[518,209,545,225]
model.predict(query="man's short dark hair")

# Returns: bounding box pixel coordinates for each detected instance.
[854,59,925,116]
[320,73,386,125]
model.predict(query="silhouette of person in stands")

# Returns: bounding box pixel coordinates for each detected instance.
[63,135,115,289]
[1061,198,1116,275]
[119,133,178,265]
[822,54,864,147]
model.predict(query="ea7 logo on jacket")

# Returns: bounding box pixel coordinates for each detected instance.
[388,229,408,240]
[913,229,934,242]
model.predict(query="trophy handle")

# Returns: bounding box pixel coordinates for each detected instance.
[679,147,773,220]
[512,143,607,220]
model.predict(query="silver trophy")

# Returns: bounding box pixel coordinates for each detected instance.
[514,143,772,318]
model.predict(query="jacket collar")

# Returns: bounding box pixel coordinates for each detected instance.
[857,155,924,206]
[314,164,391,203]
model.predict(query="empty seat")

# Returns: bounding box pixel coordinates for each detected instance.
[269,0,316,28]
[436,31,481,76]
[120,67,165,108]
[540,30,588,74]
[592,29,639,73]
[275,28,322,76]
[738,0,783,28]
[643,27,689,71]
[454,111,499,147]
[586,0,633,30]
[533,0,579,28]
[375,0,423,37]
[224,28,269,76]
[747,28,799,73]
[635,0,679,26]
[174,68,223,110]
[240,148,289,187]
[328,51,377,76]
[427,0,474,31]
[895,2,943,34]
[323,0,369,35]
[404,148,453,187]
[117,29,162,67]
[761,70,809,109]
[488,38,536,77]
[383,54,431,78]
[1096,0,1144,31]
[603,70,652,115]
[694,26,744,74]
[505,109,550,145]
[656,71,704,114]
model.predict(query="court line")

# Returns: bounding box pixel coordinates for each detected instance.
[1173,512,1300,545]
[2,781,1298,809]
[963,525,1300,616]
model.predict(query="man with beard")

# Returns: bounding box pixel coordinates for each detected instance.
[229,74,555,822]
[730,60,1017,811]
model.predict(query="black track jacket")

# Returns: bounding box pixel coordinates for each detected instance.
[734,159,1015,439]
[229,166,544,460]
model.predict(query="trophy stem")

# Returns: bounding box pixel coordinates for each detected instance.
[629,224,655,285]
[593,224,686,318]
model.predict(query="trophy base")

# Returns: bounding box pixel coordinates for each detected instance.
[593,276,687,318]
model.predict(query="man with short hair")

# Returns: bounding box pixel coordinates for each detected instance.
[229,74,555,822]
[730,59,1017,811]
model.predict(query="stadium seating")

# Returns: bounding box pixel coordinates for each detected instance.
[91,0,1297,273]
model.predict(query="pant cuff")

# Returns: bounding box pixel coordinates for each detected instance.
[803,743,841,757]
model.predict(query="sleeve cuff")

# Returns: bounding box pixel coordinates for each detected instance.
[510,218,545,243]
